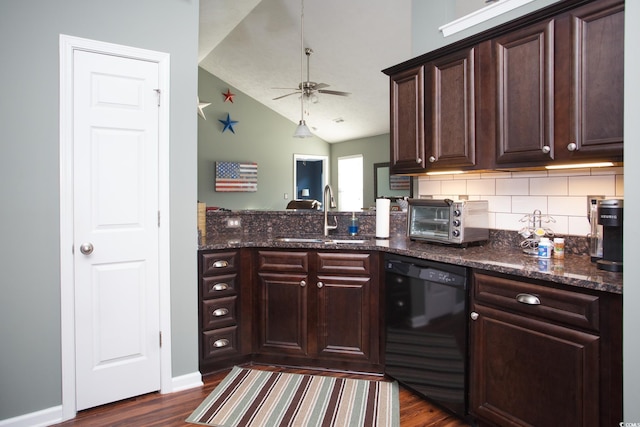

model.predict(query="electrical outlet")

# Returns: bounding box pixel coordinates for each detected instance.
[226,217,241,228]
[284,193,289,200]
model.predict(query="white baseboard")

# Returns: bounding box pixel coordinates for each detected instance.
[0,405,63,427]
[170,371,203,393]
[0,372,203,426]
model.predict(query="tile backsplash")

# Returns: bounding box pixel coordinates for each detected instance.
[417,167,624,237]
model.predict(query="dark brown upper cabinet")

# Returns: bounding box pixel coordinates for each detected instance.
[384,0,624,173]
[493,19,555,166]
[424,47,478,170]
[555,0,624,163]
[389,65,425,174]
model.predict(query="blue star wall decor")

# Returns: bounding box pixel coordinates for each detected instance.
[219,113,238,134]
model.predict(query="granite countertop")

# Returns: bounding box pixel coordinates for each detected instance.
[199,233,623,294]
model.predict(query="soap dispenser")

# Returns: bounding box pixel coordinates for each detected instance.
[349,212,359,236]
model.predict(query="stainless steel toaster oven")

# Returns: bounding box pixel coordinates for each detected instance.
[407,199,489,245]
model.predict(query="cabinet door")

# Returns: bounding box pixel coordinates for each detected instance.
[390,65,426,173]
[555,0,624,161]
[494,19,555,166]
[256,272,308,356]
[470,303,599,426]
[425,48,476,170]
[315,275,373,362]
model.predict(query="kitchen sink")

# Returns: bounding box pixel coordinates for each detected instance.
[273,237,370,244]
[273,237,326,243]
[327,239,368,244]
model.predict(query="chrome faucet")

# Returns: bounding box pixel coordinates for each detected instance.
[323,184,337,236]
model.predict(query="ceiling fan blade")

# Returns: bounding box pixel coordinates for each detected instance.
[272,91,301,100]
[318,89,351,96]
[313,83,330,90]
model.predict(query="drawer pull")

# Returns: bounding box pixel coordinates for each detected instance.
[212,260,229,268]
[317,281,324,289]
[516,293,541,305]
[213,339,229,348]
[300,280,307,287]
[212,308,229,317]
[212,283,229,292]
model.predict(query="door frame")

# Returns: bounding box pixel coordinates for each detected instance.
[59,34,172,421]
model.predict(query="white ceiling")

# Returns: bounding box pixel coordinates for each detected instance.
[198,0,413,143]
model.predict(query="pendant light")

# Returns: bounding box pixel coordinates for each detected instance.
[293,0,312,138]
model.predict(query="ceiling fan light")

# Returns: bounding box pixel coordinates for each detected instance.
[293,120,313,138]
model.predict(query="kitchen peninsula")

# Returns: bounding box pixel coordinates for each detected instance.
[198,209,622,427]
[199,210,622,293]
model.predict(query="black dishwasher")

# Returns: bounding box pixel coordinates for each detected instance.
[384,254,469,419]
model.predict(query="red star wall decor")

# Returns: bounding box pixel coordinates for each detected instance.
[222,89,235,103]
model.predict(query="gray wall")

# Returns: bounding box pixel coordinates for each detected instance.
[624,1,640,420]
[0,0,198,421]
[198,67,330,211]
[413,0,640,419]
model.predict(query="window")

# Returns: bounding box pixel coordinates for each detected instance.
[337,155,363,211]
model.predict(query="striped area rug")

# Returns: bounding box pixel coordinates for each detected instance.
[186,366,400,427]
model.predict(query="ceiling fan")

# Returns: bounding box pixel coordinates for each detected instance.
[273,48,350,101]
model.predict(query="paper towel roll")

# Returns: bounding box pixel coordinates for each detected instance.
[376,198,390,238]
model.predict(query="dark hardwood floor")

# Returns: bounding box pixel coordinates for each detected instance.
[51,364,470,427]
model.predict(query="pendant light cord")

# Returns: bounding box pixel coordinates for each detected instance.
[300,0,305,122]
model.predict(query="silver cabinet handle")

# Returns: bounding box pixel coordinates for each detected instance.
[212,283,229,292]
[213,339,229,348]
[212,308,229,317]
[542,145,551,154]
[317,281,324,288]
[567,142,578,152]
[470,312,479,321]
[516,293,541,305]
[79,243,94,255]
[300,280,307,287]
[212,260,229,268]
[429,156,436,163]
[416,157,422,164]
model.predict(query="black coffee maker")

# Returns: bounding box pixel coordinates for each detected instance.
[597,199,623,272]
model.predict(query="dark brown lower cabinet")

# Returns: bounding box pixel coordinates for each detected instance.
[470,271,622,427]
[254,250,382,373]
[198,249,252,374]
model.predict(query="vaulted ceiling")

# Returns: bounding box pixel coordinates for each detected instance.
[198,0,413,143]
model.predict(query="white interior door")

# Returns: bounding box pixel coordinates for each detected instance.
[73,49,161,411]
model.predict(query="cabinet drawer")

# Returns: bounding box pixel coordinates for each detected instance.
[317,252,371,275]
[257,250,309,272]
[202,273,238,298]
[202,296,237,330]
[473,272,600,332]
[201,251,238,276]
[202,326,239,359]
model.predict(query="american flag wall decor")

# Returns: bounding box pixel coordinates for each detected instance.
[215,161,258,192]
[389,174,410,191]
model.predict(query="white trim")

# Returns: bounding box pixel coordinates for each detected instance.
[171,371,204,393]
[0,406,63,427]
[439,0,536,37]
[59,34,172,421]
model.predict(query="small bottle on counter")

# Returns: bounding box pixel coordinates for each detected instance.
[553,237,565,259]
[538,237,552,258]
[349,212,359,236]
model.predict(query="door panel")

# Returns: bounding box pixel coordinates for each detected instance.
[257,272,308,356]
[73,50,160,411]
